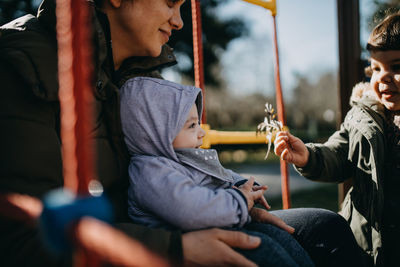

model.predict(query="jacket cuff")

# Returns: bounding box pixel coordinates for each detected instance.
[230,188,251,226]
[234,179,260,187]
[294,145,319,177]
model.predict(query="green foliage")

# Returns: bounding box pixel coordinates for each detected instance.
[168,0,248,86]
[268,184,339,212]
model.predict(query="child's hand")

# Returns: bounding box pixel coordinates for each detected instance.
[235,177,269,211]
[274,131,309,167]
[250,208,295,234]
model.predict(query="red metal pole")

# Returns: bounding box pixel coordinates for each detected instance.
[272,15,291,209]
[56,0,97,266]
[70,0,95,195]
[57,0,94,195]
[191,0,206,124]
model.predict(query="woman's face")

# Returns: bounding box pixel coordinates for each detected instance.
[370,50,400,111]
[108,0,184,61]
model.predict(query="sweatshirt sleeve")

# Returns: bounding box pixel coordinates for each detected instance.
[129,157,250,231]
[295,117,354,183]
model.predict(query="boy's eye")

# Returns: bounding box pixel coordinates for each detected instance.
[372,66,380,72]
[189,123,196,129]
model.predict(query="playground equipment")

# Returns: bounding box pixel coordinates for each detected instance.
[0,0,364,265]
[191,0,291,209]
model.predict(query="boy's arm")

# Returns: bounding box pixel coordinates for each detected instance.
[295,121,353,183]
[129,157,250,231]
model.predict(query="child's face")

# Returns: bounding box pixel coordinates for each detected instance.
[173,104,205,149]
[370,50,400,111]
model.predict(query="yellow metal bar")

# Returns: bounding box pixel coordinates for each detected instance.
[201,124,289,149]
[241,0,276,16]
[201,124,267,149]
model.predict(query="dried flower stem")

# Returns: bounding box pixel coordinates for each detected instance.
[257,103,283,159]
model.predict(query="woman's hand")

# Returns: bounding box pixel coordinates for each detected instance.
[182,228,260,267]
[274,131,309,167]
[250,208,295,234]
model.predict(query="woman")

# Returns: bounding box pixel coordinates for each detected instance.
[0,0,364,266]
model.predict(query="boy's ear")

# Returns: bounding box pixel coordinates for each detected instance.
[108,0,122,8]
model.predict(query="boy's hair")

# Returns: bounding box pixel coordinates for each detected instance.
[367,12,400,51]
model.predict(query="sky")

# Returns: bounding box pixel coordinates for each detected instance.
[165,0,375,97]
[218,0,339,96]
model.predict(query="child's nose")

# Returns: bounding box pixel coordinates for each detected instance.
[378,69,392,83]
[198,127,206,138]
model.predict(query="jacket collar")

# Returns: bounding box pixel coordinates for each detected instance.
[115,45,177,87]
[37,0,56,35]
[350,82,386,116]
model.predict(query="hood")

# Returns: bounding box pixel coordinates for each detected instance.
[120,77,202,161]
[350,82,385,115]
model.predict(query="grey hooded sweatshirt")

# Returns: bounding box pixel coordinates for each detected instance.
[120,77,250,231]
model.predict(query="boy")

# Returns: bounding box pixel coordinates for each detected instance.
[120,76,314,267]
[274,12,400,267]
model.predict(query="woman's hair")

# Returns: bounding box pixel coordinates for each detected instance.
[93,0,105,8]
[367,12,400,51]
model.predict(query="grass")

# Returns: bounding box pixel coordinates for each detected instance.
[267,184,340,212]
[218,150,341,213]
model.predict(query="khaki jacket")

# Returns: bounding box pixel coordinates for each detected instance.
[296,83,388,266]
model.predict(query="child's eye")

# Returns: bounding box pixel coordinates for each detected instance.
[189,123,196,129]
[372,66,380,72]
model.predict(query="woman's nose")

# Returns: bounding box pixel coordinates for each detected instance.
[171,8,184,30]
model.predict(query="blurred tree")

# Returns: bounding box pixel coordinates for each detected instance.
[0,0,247,87]
[168,0,248,86]
[287,71,338,140]
[206,88,274,130]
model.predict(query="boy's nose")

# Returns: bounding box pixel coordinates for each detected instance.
[378,70,392,83]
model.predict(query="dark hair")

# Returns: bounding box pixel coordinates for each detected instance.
[93,0,104,8]
[367,12,400,51]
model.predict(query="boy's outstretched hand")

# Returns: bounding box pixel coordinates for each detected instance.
[274,131,309,168]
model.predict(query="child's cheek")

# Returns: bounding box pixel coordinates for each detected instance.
[394,74,400,85]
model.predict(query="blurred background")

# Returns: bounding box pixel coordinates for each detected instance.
[2,0,399,211]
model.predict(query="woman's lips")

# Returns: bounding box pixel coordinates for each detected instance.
[160,30,170,43]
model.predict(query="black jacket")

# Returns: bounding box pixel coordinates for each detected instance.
[0,0,180,266]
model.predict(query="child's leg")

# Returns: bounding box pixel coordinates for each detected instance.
[271,208,369,267]
[234,228,311,267]
[244,222,314,267]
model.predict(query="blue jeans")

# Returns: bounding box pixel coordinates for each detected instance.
[271,208,367,267]
[235,222,314,267]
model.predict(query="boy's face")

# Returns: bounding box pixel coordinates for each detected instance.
[370,50,400,111]
[173,104,205,149]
